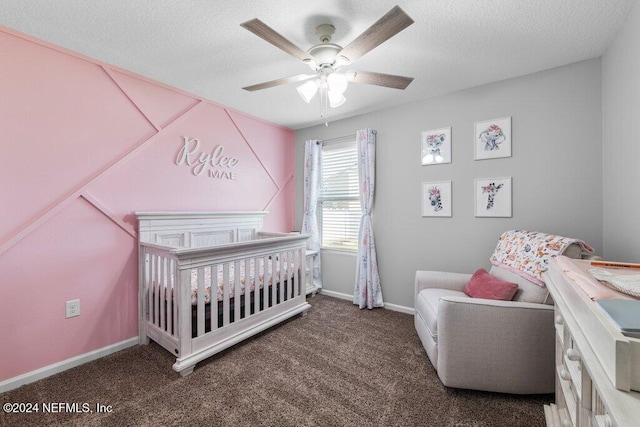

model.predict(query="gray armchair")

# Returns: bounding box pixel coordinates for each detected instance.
[414,231,588,394]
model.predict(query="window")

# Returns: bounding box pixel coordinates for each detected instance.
[319,138,361,251]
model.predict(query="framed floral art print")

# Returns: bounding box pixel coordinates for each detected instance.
[421,127,452,165]
[475,177,512,217]
[422,181,452,217]
[474,117,511,160]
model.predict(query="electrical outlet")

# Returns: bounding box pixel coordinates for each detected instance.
[66,299,80,318]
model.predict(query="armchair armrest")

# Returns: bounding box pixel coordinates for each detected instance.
[436,297,555,394]
[414,271,471,303]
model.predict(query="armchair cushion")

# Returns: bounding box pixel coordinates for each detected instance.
[490,265,551,304]
[464,268,518,300]
[416,288,467,339]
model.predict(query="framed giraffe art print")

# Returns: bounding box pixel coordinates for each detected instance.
[475,177,512,217]
[422,181,452,217]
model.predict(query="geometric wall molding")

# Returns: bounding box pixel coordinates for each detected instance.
[0,100,205,256]
[0,25,295,383]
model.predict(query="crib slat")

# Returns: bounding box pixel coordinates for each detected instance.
[234,261,241,322]
[296,249,307,297]
[148,254,154,323]
[157,256,162,326]
[153,255,160,326]
[293,249,299,298]
[298,248,302,297]
[262,256,267,309]
[289,251,294,299]
[287,251,292,300]
[144,253,151,322]
[272,253,278,307]
[197,267,205,337]
[279,252,285,304]
[160,257,166,330]
[253,257,264,313]
[267,255,272,308]
[167,259,174,336]
[244,259,251,318]
[211,265,218,331]
[223,263,230,327]
[280,251,289,302]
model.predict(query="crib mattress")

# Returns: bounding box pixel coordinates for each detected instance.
[161,258,295,305]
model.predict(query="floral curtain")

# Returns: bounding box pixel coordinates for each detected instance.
[353,129,383,309]
[300,139,322,289]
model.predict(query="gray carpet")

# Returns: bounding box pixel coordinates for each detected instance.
[0,294,550,426]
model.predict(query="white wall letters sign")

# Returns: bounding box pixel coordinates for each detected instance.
[176,136,239,180]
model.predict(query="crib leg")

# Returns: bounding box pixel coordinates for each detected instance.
[179,366,195,377]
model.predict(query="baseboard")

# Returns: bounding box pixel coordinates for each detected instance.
[383,302,415,315]
[319,289,353,301]
[0,337,138,394]
[319,289,415,315]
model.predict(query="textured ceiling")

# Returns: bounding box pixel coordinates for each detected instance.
[0,0,636,129]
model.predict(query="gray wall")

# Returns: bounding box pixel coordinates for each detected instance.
[602,2,640,263]
[296,58,604,309]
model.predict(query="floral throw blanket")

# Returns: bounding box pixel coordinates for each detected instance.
[490,230,594,286]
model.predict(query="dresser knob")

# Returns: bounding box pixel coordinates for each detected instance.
[560,368,572,381]
[561,418,572,427]
[567,348,581,362]
[555,315,564,325]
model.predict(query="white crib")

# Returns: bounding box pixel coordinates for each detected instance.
[136,211,310,376]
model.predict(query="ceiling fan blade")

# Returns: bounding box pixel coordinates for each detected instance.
[242,74,315,91]
[349,71,413,90]
[241,18,315,62]
[337,6,414,64]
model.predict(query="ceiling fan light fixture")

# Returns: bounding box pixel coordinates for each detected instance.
[328,90,346,108]
[327,72,348,94]
[297,79,319,103]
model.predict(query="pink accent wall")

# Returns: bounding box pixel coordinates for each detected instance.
[0,27,295,382]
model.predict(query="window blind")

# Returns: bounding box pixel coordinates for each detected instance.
[320,139,361,251]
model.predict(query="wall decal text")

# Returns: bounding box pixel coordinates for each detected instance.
[176,137,239,180]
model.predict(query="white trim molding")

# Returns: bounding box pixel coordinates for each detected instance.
[0,338,138,394]
[319,289,415,315]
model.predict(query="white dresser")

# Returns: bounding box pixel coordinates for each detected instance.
[544,258,640,426]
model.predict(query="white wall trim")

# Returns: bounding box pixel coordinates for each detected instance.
[319,289,353,301]
[383,301,415,315]
[0,337,138,394]
[319,289,415,315]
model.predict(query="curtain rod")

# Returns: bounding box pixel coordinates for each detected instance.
[320,134,356,144]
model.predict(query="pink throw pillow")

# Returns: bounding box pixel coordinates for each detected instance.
[464,268,518,301]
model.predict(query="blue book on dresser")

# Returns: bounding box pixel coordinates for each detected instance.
[596,299,640,339]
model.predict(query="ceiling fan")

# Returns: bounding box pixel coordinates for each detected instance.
[240,6,414,119]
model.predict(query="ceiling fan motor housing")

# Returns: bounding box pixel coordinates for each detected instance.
[315,24,335,42]
[307,43,342,69]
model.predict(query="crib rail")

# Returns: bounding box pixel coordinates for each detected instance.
[138,243,180,352]
[139,234,308,361]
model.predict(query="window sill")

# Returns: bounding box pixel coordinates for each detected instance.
[321,248,358,256]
